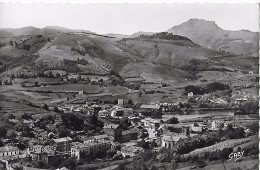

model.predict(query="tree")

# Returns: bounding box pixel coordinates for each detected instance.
[107,149,116,158]
[119,117,131,130]
[178,102,184,108]
[128,99,134,105]
[170,161,178,169]
[248,122,259,134]
[54,106,59,113]
[240,101,259,114]
[150,140,158,148]
[61,157,77,170]
[56,72,61,78]
[0,126,7,138]
[51,156,63,168]
[7,113,15,119]
[38,161,44,168]
[43,104,49,111]
[58,128,70,138]
[10,74,15,79]
[9,40,13,46]
[118,163,126,170]
[23,44,31,51]
[166,116,179,124]
[195,160,206,168]
[139,91,142,97]
[48,71,54,78]
[0,140,4,147]
[21,113,32,120]
[6,130,17,138]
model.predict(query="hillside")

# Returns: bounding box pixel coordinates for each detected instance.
[167,18,259,57]
[0,27,258,83]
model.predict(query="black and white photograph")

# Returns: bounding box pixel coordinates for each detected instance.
[0,2,259,170]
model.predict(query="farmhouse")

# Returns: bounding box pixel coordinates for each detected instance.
[0,146,20,158]
[138,104,162,117]
[103,124,122,142]
[111,108,134,117]
[121,146,144,157]
[50,137,73,153]
[161,135,188,148]
[71,141,111,160]
[121,129,138,143]
[140,118,160,130]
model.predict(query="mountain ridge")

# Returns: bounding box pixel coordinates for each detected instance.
[167,18,258,57]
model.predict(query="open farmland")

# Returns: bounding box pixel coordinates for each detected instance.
[0,100,49,115]
[26,84,103,93]
[184,138,252,157]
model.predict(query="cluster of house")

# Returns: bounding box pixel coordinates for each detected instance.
[1,95,253,170]
[65,74,118,85]
[59,100,164,119]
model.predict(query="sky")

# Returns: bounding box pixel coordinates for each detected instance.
[0,3,258,35]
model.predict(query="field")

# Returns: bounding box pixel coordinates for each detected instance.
[27,84,103,93]
[184,138,251,157]
[177,158,258,170]
[0,100,49,115]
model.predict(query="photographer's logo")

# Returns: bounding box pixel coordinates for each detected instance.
[228,151,244,162]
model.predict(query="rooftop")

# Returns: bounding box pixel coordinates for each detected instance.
[72,141,110,149]
[122,129,138,135]
[140,104,160,110]
[92,134,109,140]
[52,137,73,143]
[121,145,144,153]
[0,146,19,152]
[104,124,120,129]
[162,135,188,142]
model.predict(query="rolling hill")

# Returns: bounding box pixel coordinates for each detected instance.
[167,18,259,57]
[0,25,258,83]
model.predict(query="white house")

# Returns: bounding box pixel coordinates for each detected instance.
[0,146,20,158]
[121,146,144,157]
[161,135,188,149]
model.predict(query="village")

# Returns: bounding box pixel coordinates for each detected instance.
[0,75,258,170]
[0,11,259,170]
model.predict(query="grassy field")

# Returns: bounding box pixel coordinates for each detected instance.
[177,157,258,170]
[0,100,48,115]
[27,84,103,93]
[183,138,251,157]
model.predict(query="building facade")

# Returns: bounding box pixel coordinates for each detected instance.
[71,141,111,160]
[103,124,122,142]
[51,137,73,153]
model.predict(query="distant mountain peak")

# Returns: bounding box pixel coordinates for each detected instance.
[166,18,258,57]
[169,18,221,32]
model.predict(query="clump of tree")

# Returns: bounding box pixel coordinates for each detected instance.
[247,122,259,135]
[166,116,179,124]
[21,113,33,120]
[0,126,7,138]
[119,117,132,130]
[22,44,31,51]
[138,32,191,41]
[235,100,259,115]
[36,35,43,38]
[43,104,49,111]
[61,113,85,131]
[184,82,230,95]
[64,59,81,73]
